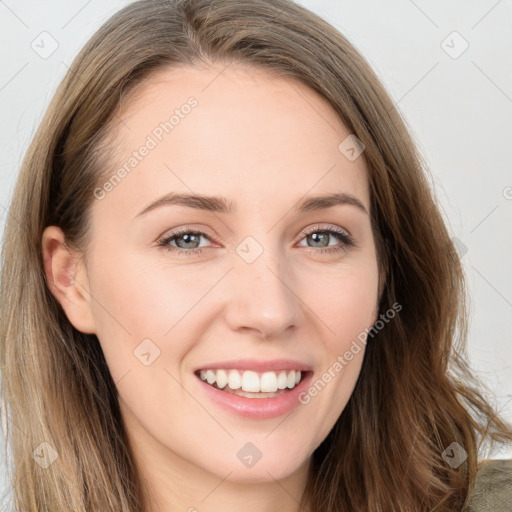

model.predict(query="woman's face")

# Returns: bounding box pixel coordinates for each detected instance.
[61,64,380,486]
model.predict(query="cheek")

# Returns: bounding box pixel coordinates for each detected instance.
[86,249,231,391]
[309,259,380,339]
[89,247,201,329]
[298,261,378,431]
[86,254,201,430]
[85,252,189,378]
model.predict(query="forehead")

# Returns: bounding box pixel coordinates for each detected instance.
[95,63,370,220]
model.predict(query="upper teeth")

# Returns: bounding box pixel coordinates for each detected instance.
[199,369,302,393]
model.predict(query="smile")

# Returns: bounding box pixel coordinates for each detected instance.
[194,369,314,419]
[196,368,302,394]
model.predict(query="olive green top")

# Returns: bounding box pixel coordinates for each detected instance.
[467,459,512,511]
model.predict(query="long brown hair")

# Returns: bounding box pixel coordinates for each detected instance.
[1,0,511,510]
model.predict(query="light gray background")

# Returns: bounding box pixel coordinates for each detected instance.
[0,0,511,504]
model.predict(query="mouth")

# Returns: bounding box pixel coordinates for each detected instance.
[194,368,311,399]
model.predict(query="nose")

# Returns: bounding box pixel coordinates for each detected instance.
[224,247,300,340]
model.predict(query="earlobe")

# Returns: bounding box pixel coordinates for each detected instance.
[41,226,97,334]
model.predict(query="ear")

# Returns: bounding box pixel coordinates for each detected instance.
[41,226,96,334]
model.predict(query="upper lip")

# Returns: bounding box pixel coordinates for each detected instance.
[194,358,313,373]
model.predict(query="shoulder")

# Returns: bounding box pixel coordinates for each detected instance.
[466,458,512,512]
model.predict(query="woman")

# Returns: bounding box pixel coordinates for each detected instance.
[0,0,511,510]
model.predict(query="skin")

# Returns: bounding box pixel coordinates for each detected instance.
[42,63,381,512]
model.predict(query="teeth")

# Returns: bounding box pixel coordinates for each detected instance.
[228,369,242,390]
[277,371,288,389]
[205,370,216,385]
[198,369,303,393]
[260,372,278,392]
[215,369,228,389]
[242,371,260,392]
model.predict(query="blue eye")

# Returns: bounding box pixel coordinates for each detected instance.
[298,226,354,254]
[157,225,354,257]
[157,228,209,256]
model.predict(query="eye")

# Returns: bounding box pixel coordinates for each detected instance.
[157,225,355,256]
[157,228,213,256]
[297,225,354,254]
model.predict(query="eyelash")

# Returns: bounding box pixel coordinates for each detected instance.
[157,225,355,257]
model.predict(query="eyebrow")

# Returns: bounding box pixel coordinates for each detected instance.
[134,191,368,218]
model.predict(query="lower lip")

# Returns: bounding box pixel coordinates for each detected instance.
[195,371,314,420]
